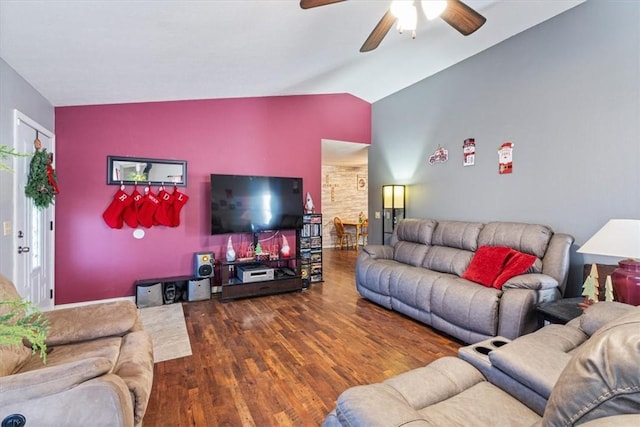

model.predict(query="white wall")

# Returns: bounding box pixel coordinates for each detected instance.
[0,58,54,279]
[368,0,640,296]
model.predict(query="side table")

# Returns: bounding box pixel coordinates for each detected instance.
[536,297,584,325]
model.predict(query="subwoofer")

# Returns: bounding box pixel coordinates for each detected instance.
[194,252,215,278]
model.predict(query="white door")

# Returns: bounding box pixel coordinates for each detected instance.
[13,111,55,311]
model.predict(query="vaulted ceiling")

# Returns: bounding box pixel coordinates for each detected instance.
[0,1,584,107]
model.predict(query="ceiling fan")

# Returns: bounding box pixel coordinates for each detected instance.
[300,0,486,52]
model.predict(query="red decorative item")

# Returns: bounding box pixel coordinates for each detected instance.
[137,190,161,228]
[493,250,536,289]
[123,188,144,228]
[154,188,175,226]
[462,246,512,287]
[171,187,189,227]
[612,259,640,306]
[46,161,59,194]
[498,141,514,174]
[103,189,132,229]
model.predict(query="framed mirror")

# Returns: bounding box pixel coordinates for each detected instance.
[107,156,187,186]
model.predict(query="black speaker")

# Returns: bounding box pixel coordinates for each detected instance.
[194,252,214,278]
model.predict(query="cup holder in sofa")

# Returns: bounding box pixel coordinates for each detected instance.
[474,346,492,355]
[458,337,513,374]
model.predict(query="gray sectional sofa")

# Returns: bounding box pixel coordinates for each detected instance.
[356,219,574,343]
[323,302,640,426]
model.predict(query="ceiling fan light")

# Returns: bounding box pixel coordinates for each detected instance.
[421,0,447,20]
[391,1,417,32]
[390,0,412,18]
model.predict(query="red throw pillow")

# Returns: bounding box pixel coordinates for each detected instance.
[493,250,537,289]
[462,246,513,287]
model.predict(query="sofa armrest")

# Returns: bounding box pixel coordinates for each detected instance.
[497,289,539,339]
[579,301,637,336]
[489,341,572,399]
[114,331,154,426]
[361,244,394,260]
[502,273,559,291]
[541,233,574,295]
[44,300,139,346]
[0,357,113,406]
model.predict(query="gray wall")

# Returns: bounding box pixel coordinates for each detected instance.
[0,58,55,280]
[369,0,640,297]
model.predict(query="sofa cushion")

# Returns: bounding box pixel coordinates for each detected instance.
[462,246,512,287]
[19,336,123,373]
[0,344,32,377]
[422,247,474,276]
[431,221,484,251]
[332,357,539,427]
[542,307,640,425]
[334,357,486,426]
[430,278,501,336]
[419,381,540,425]
[392,219,437,266]
[479,222,552,259]
[389,267,443,314]
[0,357,114,406]
[394,218,437,245]
[394,241,429,267]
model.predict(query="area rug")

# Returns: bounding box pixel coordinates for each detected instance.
[138,303,192,363]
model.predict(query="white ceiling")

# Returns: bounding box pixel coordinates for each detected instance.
[0,0,585,108]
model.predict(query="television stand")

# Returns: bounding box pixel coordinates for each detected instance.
[219,260,302,301]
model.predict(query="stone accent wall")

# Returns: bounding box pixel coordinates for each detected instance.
[320,164,368,247]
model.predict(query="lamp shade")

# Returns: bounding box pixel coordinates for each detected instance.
[577,219,640,258]
[578,219,640,306]
[383,185,405,209]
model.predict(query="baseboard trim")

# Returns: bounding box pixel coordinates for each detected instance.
[54,295,135,310]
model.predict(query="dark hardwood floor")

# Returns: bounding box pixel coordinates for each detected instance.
[143,249,462,426]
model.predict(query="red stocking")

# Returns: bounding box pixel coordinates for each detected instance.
[102,189,132,229]
[171,187,189,227]
[154,189,174,227]
[137,190,160,228]
[123,188,144,228]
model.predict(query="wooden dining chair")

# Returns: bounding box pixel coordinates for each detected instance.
[358,219,369,248]
[334,216,355,250]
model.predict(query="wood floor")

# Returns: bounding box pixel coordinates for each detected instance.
[143,249,462,426]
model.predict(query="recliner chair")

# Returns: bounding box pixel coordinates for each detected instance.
[323,302,640,426]
[0,274,154,427]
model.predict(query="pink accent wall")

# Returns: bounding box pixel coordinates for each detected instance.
[54,94,371,304]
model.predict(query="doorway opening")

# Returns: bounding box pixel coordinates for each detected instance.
[321,139,369,248]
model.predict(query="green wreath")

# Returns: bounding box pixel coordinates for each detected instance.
[25,149,59,209]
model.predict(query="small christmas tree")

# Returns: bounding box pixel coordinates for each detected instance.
[581,263,600,303]
[604,275,615,302]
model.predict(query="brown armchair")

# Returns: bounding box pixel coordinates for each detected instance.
[0,274,154,427]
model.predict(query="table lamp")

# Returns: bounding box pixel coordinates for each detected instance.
[577,219,640,305]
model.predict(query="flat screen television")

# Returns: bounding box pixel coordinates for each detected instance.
[210,174,304,235]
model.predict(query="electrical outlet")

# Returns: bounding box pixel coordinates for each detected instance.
[374,211,381,219]
[3,221,11,236]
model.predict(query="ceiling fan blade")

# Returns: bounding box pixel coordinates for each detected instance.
[300,0,346,9]
[360,10,396,53]
[440,0,486,36]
